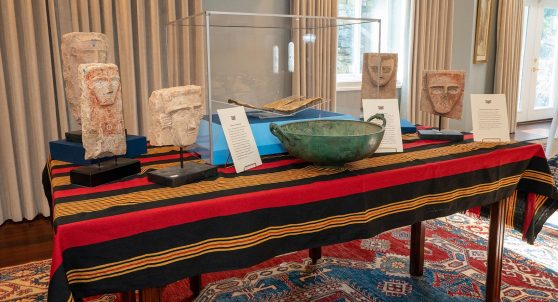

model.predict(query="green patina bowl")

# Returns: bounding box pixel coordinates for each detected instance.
[270,114,386,165]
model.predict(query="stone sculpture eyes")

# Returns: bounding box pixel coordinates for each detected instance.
[429,85,461,95]
[371,66,393,74]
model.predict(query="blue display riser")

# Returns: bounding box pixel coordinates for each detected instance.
[49,135,147,166]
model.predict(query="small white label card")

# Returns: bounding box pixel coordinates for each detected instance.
[362,99,403,153]
[471,94,510,142]
[217,106,262,173]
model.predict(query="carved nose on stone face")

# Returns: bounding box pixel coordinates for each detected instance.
[187,118,197,130]
[107,82,116,94]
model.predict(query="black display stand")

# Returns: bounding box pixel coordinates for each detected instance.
[418,116,464,142]
[65,130,83,143]
[65,129,128,144]
[70,157,141,187]
[147,147,217,187]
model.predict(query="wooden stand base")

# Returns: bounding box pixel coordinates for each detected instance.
[309,247,322,264]
[410,221,425,276]
[190,275,202,297]
[486,200,505,302]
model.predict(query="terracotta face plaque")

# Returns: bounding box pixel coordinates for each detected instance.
[420,70,466,119]
[79,63,126,160]
[361,53,398,99]
[61,32,111,125]
[148,86,203,147]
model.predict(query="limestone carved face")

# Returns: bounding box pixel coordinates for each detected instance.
[148,86,203,147]
[367,55,396,87]
[61,32,111,125]
[91,74,120,106]
[361,53,398,99]
[420,70,465,119]
[79,63,126,160]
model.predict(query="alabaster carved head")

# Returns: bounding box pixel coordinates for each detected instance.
[79,63,126,159]
[61,32,111,125]
[148,86,203,147]
[361,53,398,99]
[420,70,466,119]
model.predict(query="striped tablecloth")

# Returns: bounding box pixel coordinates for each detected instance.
[47,135,558,301]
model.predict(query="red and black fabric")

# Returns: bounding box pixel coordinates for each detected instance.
[46,136,558,301]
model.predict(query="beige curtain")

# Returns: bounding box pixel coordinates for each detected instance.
[493,0,524,133]
[50,0,204,135]
[0,0,202,223]
[409,0,454,128]
[0,0,58,222]
[291,0,338,110]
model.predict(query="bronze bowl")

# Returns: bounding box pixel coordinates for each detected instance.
[270,114,386,165]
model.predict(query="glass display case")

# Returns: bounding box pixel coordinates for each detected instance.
[168,11,380,165]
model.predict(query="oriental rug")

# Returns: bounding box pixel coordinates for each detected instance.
[2,214,557,302]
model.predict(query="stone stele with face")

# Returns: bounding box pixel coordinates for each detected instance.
[79,63,126,160]
[420,70,466,119]
[62,32,111,125]
[361,53,398,99]
[148,86,203,147]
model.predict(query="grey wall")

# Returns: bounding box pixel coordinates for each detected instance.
[336,90,362,118]
[202,0,292,108]
[449,0,499,131]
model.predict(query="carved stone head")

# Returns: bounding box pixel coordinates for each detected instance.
[420,70,466,119]
[148,86,203,147]
[361,53,398,99]
[61,32,111,125]
[79,63,126,160]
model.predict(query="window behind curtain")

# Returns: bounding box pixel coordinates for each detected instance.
[337,0,411,85]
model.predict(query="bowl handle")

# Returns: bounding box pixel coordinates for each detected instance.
[366,113,387,127]
[270,123,290,143]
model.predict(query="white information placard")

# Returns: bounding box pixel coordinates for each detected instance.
[217,106,262,173]
[362,99,403,153]
[471,94,510,142]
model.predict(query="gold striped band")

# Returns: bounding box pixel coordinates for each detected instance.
[65,174,520,284]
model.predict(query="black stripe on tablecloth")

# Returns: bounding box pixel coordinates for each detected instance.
[48,265,73,302]
[61,158,526,268]
[53,142,539,226]
[64,167,518,299]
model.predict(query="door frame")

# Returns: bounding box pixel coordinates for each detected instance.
[517,0,558,122]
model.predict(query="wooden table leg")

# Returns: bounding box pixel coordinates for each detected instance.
[121,291,136,302]
[486,200,506,302]
[190,275,202,297]
[410,221,425,276]
[139,287,161,302]
[309,247,322,264]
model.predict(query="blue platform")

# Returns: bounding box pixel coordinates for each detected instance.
[49,135,147,165]
[400,119,417,134]
[194,109,356,165]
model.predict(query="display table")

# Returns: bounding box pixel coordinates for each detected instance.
[47,135,558,302]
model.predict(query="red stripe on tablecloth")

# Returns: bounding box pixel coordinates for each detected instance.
[53,144,543,259]
[218,159,305,174]
[522,192,537,239]
[403,134,474,149]
[139,153,196,163]
[51,166,77,175]
[53,177,153,199]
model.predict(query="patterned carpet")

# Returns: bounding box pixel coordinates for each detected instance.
[2,214,557,301]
